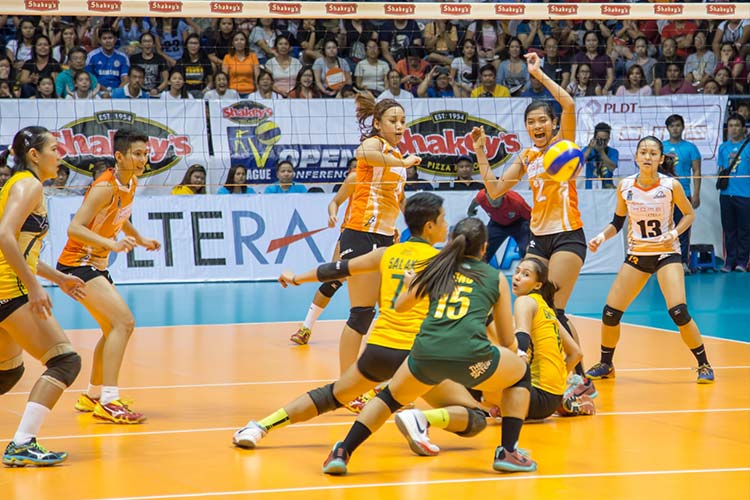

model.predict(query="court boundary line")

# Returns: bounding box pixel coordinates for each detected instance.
[6,407,748,442]
[6,365,749,396]
[64,317,750,344]
[5,365,749,397]
[89,467,750,500]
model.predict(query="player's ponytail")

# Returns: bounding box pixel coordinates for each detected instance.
[355,92,403,142]
[411,217,487,301]
[9,126,50,173]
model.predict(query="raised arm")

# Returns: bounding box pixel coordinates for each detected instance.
[525,52,575,141]
[471,126,524,199]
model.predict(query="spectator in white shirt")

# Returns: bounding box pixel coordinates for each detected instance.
[204,71,240,100]
[354,40,390,95]
[161,68,195,100]
[377,69,413,101]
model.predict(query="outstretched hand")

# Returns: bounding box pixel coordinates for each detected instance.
[524,52,543,77]
[470,126,486,150]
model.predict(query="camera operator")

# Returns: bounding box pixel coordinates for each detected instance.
[417,65,457,97]
[583,122,619,189]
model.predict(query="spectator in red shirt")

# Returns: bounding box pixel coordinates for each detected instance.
[661,21,698,59]
[468,188,531,262]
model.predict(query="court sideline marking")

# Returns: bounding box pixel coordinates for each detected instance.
[6,365,749,396]
[90,467,750,500]
[5,407,748,442]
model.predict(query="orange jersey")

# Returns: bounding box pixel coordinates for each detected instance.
[57,169,137,270]
[520,137,583,235]
[343,137,406,236]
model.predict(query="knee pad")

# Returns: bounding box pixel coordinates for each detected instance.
[346,306,376,335]
[510,363,532,391]
[307,383,343,414]
[602,305,624,327]
[42,352,81,388]
[0,364,24,394]
[668,303,692,327]
[318,280,343,299]
[375,386,404,413]
[455,407,488,437]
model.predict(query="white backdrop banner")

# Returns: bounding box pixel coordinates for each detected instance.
[40,190,624,283]
[0,99,210,192]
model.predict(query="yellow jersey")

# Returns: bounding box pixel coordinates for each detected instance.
[527,293,567,395]
[0,171,48,300]
[368,237,438,351]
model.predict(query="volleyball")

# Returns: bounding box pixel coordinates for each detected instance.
[543,140,584,182]
[256,120,282,146]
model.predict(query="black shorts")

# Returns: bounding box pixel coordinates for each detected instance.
[0,295,28,323]
[56,264,114,284]
[527,386,563,420]
[339,229,394,261]
[527,228,587,262]
[624,253,682,275]
[357,343,409,382]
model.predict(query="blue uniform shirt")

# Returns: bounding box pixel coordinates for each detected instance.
[86,48,129,91]
[663,139,701,196]
[718,139,750,198]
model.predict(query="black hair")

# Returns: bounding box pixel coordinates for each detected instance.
[594,122,611,135]
[67,46,87,59]
[276,160,294,173]
[223,164,248,193]
[410,217,487,301]
[726,112,745,126]
[0,126,51,173]
[404,192,443,236]
[30,35,52,63]
[98,27,116,40]
[167,68,189,98]
[479,63,497,76]
[139,31,155,44]
[524,100,556,122]
[636,135,675,177]
[519,257,558,309]
[113,129,149,156]
[128,64,145,77]
[665,114,684,127]
[57,164,70,176]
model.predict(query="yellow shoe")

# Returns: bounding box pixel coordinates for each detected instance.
[74,393,99,412]
[93,399,146,424]
[344,388,379,414]
[290,326,311,345]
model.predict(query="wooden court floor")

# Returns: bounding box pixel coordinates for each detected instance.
[1,318,748,500]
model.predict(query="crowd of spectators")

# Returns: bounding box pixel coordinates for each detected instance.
[0,15,746,101]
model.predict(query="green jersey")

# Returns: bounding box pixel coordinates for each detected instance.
[411,258,500,362]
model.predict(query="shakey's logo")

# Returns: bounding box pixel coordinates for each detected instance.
[210,1,243,14]
[149,0,182,12]
[547,4,577,16]
[441,4,471,16]
[326,2,357,15]
[87,0,121,12]
[653,4,683,15]
[706,4,735,15]
[384,3,415,15]
[24,0,59,10]
[53,111,192,177]
[601,5,630,16]
[402,111,520,177]
[269,2,301,14]
[495,4,525,16]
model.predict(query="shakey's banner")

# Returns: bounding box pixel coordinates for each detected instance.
[0,99,210,191]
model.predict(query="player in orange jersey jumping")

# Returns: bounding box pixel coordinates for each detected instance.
[56,129,160,424]
[472,52,595,399]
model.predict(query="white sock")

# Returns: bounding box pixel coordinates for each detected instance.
[303,304,324,329]
[101,386,119,405]
[87,384,102,399]
[13,402,50,445]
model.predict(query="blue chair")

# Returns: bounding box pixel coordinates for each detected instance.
[688,244,717,273]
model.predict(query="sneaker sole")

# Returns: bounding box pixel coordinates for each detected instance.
[290,336,309,345]
[697,379,715,384]
[74,404,95,412]
[92,412,146,424]
[322,459,347,475]
[492,461,538,473]
[233,437,259,449]
[394,414,438,457]
[3,455,67,467]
